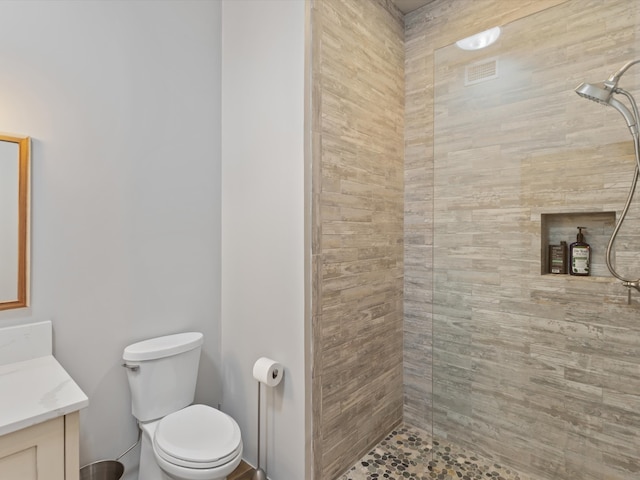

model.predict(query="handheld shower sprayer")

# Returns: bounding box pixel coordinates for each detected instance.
[575,82,638,135]
[575,60,640,298]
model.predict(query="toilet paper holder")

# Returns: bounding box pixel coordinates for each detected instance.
[251,357,283,480]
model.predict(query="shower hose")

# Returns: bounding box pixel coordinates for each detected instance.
[605,87,640,296]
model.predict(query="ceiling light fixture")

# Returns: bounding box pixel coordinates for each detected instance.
[456,26,501,51]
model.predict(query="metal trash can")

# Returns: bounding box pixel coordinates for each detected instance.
[81,426,140,480]
[79,460,124,480]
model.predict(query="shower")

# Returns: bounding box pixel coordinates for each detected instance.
[575,59,640,295]
[575,82,637,133]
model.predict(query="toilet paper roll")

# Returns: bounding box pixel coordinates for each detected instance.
[252,357,283,387]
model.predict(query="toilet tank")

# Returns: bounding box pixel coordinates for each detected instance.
[123,332,204,422]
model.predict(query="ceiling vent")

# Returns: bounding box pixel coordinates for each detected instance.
[465,57,499,86]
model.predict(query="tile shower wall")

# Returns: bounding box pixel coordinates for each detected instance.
[406,1,640,480]
[310,0,405,479]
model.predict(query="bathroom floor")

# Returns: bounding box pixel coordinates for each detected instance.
[337,424,532,480]
[229,460,254,480]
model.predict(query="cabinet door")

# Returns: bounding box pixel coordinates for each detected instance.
[0,417,65,480]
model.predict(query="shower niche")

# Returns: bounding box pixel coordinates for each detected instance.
[541,211,616,276]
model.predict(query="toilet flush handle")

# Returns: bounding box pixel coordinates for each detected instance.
[121,363,140,372]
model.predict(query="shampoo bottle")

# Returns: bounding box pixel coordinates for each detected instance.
[569,226,590,276]
[549,241,567,274]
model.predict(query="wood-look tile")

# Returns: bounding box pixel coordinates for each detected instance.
[311,0,404,478]
[405,1,640,480]
[310,0,640,479]
[227,461,254,480]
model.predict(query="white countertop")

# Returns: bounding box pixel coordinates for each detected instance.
[0,320,89,436]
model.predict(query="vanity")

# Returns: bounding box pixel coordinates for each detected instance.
[0,321,88,480]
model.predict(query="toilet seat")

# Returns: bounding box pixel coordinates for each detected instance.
[154,404,242,469]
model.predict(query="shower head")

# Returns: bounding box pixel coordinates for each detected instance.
[575,60,640,135]
[575,82,613,104]
[575,82,637,134]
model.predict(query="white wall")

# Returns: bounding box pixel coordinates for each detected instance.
[221,0,307,478]
[0,1,222,476]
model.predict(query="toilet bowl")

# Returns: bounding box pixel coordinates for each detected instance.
[123,332,244,480]
[140,405,243,480]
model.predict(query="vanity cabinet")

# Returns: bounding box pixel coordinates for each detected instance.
[0,412,79,480]
[0,322,87,480]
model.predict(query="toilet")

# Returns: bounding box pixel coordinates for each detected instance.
[123,332,243,480]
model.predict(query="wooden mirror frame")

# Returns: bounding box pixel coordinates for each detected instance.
[0,134,30,311]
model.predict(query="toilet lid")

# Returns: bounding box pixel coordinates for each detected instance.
[154,404,242,469]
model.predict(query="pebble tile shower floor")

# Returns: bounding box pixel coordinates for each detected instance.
[338,425,533,480]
